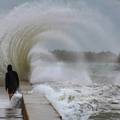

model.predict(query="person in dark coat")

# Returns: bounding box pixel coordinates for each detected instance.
[5,64,19,100]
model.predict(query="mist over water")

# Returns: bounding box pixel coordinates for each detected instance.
[0,0,119,78]
[0,0,120,119]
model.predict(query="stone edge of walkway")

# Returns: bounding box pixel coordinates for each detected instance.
[21,81,62,120]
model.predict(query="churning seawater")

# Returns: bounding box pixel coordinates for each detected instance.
[33,62,120,120]
[0,0,120,120]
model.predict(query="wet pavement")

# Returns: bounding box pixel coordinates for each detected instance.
[0,108,23,120]
[0,87,23,120]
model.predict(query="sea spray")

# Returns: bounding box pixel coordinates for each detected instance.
[0,1,81,80]
[0,1,119,119]
[0,0,117,79]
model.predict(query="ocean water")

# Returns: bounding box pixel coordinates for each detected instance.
[32,62,120,120]
[0,0,119,120]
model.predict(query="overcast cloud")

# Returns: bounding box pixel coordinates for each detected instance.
[0,0,120,53]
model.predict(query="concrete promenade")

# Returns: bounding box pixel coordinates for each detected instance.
[21,82,61,120]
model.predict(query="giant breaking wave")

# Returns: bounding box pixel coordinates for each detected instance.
[0,1,119,120]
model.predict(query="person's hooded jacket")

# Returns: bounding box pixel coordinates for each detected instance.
[5,65,19,93]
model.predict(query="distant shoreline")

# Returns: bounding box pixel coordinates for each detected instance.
[51,50,120,63]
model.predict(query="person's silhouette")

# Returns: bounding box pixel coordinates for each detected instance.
[5,64,19,100]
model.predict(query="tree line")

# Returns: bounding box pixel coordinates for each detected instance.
[51,50,120,63]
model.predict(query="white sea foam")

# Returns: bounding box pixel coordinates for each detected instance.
[33,84,95,120]
[32,83,120,120]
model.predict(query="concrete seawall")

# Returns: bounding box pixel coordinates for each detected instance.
[21,82,61,120]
